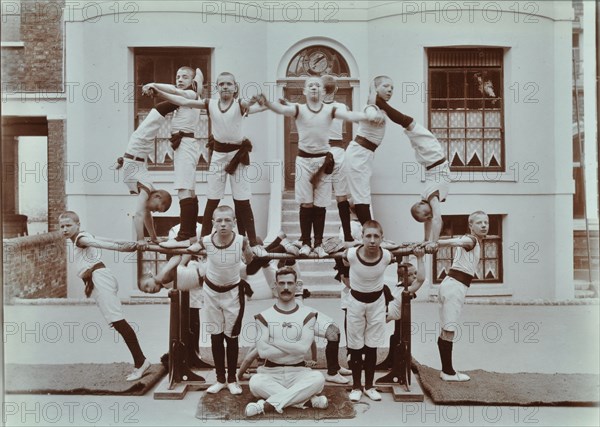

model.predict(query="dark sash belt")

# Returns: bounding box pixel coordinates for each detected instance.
[355,135,378,152]
[309,151,335,187]
[297,149,328,158]
[204,276,254,337]
[351,288,384,304]
[81,262,106,298]
[448,268,473,287]
[426,157,447,171]
[115,153,145,170]
[264,360,305,368]
[170,131,195,150]
[329,139,345,148]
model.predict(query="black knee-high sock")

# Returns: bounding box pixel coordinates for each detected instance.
[224,335,239,383]
[155,101,179,117]
[299,206,313,246]
[265,237,282,252]
[112,320,146,368]
[201,199,220,238]
[438,337,456,375]
[349,348,363,389]
[326,338,341,375]
[363,346,377,389]
[312,206,327,247]
[354,204,372,225]
[192,196,199,230]
[177,198,197,240]
[234,199,258,246]
[338,200,353,241]
[189,308,200,355]
[211,333,226,383]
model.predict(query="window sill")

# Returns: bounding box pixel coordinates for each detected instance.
[1,41,25,48]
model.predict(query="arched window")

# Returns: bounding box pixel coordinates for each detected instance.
[286,45,350,77]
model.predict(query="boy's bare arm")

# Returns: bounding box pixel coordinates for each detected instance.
[437,235,476,250]
[237,346,259,380]
[154,255,182,284]
[259,94,297,117]
[408,247,426,294]
[149,87,206,108]
[144,82,196,99]
[134,192,157,248]
[427,197,443,243]
[77,235,137,252]
[241,237,254,264]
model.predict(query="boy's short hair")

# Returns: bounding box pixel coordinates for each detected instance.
[362,219,383,235]
[321,75,337,95]
[468,210,488,224]
[398,262,415,271]
[217,72,239,97]
[410,200,430,222]
[276,266,297,282]
[150,189,172,210]
[374,75,392,87]
[59,211,80,223]
[178,66,195,76]
[304,76,323,88]
[213,205,235,219]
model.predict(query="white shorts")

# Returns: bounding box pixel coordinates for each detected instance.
[189,287,204,309]
[90,268,124,324]
[122,158,154,194]
[173,136,201,191]
[345,292,386,349]
[295,155,332,207]
[207,150,252,200]
[326,146,349,197]
[422,160,450,202]
[438,276,468,333]
[345,141,374,205]
[203,284,241,337]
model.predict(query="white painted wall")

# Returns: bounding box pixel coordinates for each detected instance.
[64,1,574,299]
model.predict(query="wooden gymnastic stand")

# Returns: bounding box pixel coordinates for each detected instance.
[154,272,210,399]
[375,262,424,402]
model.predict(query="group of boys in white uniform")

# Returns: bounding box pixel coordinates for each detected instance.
[60,67,489,414]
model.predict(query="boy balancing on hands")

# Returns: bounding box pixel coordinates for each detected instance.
[59,211,151,381]
[258,77,384,257]
[143,66,203,249]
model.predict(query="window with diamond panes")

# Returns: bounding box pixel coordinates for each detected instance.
[433,215,503,284]
[134,48,211,171]
[428,48,504,171]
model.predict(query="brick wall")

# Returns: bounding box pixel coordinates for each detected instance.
[47,119,66,232]
[1,0,64,92]
[3,232,67,301]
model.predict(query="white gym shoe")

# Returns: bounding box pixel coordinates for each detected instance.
[245,399,265,417]
[126,359,151,381]
[348,389,362,402]
[227,382,243,395]
[310,395,328,409]
[206,381,227,394]
[281,238,300,256]
[251,245,268,258]
[338,367,352,376]
[299,245,312,256]
[440,371,471,382]
[325,373,350,384]
[160,238,191,249]
[313,245,328,258]
[364,388,382,401]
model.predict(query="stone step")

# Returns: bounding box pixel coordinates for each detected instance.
[282,199,338,211]
[282,221,341,234]
[282,232,340,242]
[575,290,597,299]
[296,258,337,273]
[303,283,343,298]
[574,280,592,291]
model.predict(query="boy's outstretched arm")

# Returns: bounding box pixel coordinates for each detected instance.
[143,82,196,99]
[424,197,443,251]
[149,86,207,109]
[437,235,477,250]
[258,94,297,117]
[76,235,137,252]
[133,192,158,248]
